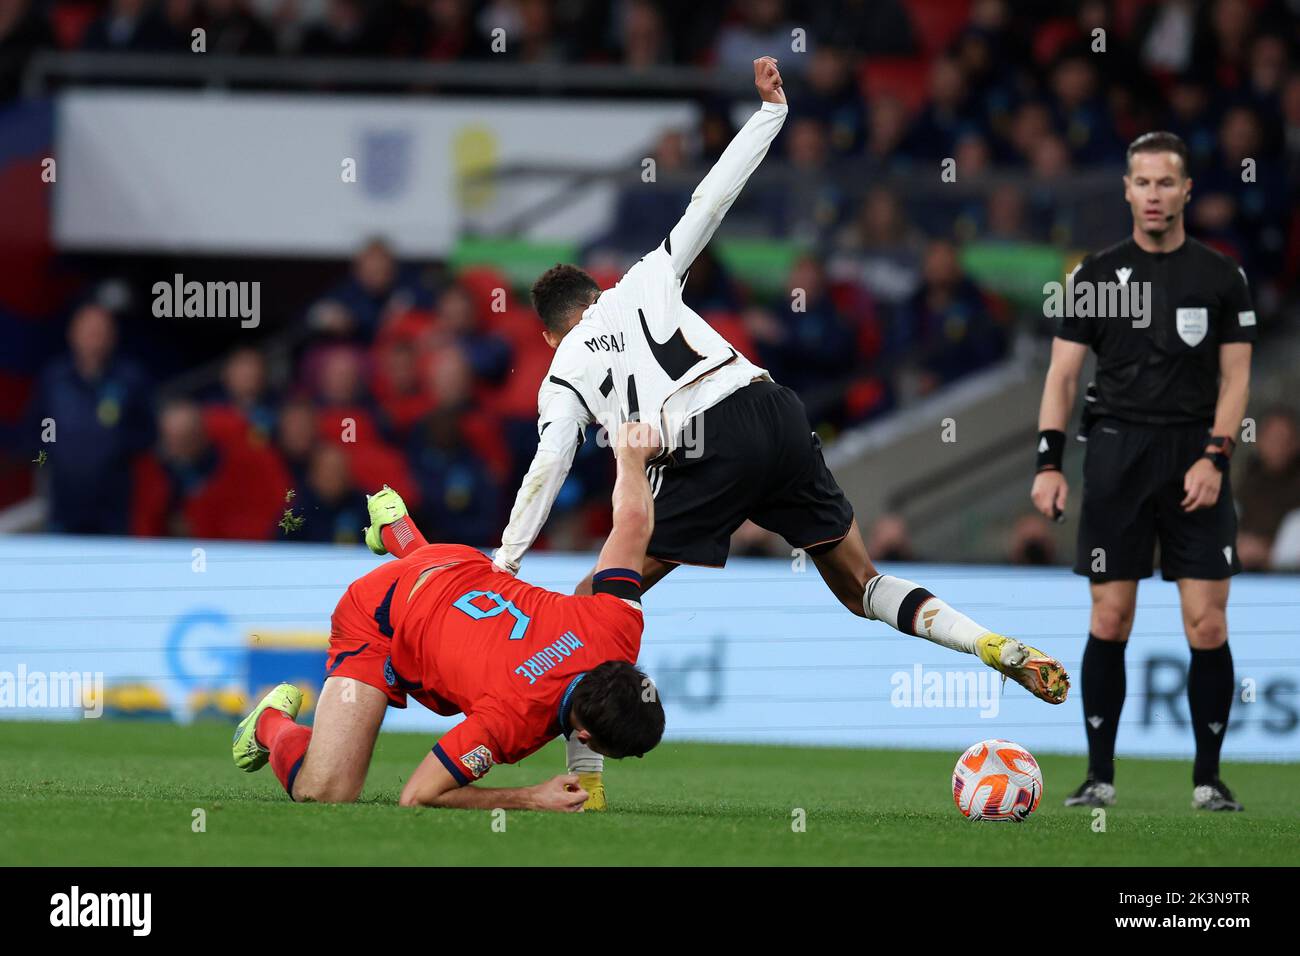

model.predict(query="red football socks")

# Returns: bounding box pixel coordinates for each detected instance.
[380,515,429,558]
[257,707,311,800]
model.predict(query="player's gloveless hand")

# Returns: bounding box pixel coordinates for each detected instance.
[754,56,785,106]
[1030,470,1068,520]
[530,774,589,812]
[1181,458,1222,512]
[614,421,661,466]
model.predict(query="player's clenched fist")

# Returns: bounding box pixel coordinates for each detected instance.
[754,56,785,105]
[614,421,660,464]
[529,774,589,812]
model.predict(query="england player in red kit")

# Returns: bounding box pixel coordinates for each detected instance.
[232,422,664,812]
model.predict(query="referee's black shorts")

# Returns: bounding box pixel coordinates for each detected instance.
[646,380,855,567]
[1076,416,1241,582]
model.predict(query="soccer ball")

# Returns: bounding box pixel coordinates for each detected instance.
[952,738,1043,823]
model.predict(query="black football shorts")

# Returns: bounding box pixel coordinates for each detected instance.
[646,380,855,567]
[1075,417,1240,582]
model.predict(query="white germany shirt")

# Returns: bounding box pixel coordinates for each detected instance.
[494,101,788,573]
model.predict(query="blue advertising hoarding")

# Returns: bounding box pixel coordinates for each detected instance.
[1,537,1295,761]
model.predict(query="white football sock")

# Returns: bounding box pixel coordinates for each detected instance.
[863,574,987,654]
[566,735,604,774]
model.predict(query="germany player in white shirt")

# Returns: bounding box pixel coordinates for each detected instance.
[494,57,1071,808]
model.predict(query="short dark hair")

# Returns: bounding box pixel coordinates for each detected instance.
[1126,131,1189,176]
[570,661,664,759]
[530,263,600,334]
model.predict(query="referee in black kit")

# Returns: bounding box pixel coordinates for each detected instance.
[1030,132,1255,811]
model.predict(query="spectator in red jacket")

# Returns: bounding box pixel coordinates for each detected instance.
[132,398,289,539]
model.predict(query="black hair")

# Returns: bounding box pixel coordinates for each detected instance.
[530,263,600,335]
[570,661,664,759]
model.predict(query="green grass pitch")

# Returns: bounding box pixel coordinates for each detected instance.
[2,721,1295,866]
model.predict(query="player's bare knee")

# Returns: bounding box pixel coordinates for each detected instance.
[1187,612,1227,649]
[1090,606,1132,642]
[296,779,361,804]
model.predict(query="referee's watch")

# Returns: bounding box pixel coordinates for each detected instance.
[1202,435,1235,473]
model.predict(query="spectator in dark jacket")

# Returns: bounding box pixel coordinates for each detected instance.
[904,57,984,161]
[33,304,153,535]
[274,397,318,488]
[82,0,174,51]
[202,0,277,55]
[430,285,512,385]
[894,240,1006,393]
[309,238,431,340]
[300,0,379,57]
[0,0,55,100]
[408,406,500,548]
[763,256,855,411]
[292,444,369,544]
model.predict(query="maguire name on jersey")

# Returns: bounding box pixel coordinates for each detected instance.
[539,243,765,454]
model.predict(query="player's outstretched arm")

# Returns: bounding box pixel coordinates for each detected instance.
[594,422,660,575]
[399,753,587,812]
[493,384,590,574]
[663,57,788,279]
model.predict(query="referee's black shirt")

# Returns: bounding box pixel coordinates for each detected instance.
[1056,236,1256,426]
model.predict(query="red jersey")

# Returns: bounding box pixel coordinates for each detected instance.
[386,544,643,784]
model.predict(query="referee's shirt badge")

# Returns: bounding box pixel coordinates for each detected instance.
[1176,307,1208,347]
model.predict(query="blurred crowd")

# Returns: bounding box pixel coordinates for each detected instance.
[10,0,1300,563]
[809,407,1300,570]
[6,0,1294,302]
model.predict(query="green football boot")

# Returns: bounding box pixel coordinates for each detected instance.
[232,683,303,772]
[363,484,410,556]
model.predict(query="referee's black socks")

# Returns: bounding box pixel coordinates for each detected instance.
[1081,634,1127,783]
[1188,642,1234,786]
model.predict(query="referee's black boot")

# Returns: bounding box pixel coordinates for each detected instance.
[1192,777,1244,812]
[1063,775,1116,808]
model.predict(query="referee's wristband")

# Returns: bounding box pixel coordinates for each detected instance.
[1036,430,1066,473]
[1203,435,1235,473]
[1203,450,1231,473]
[1206,435,1236,457]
